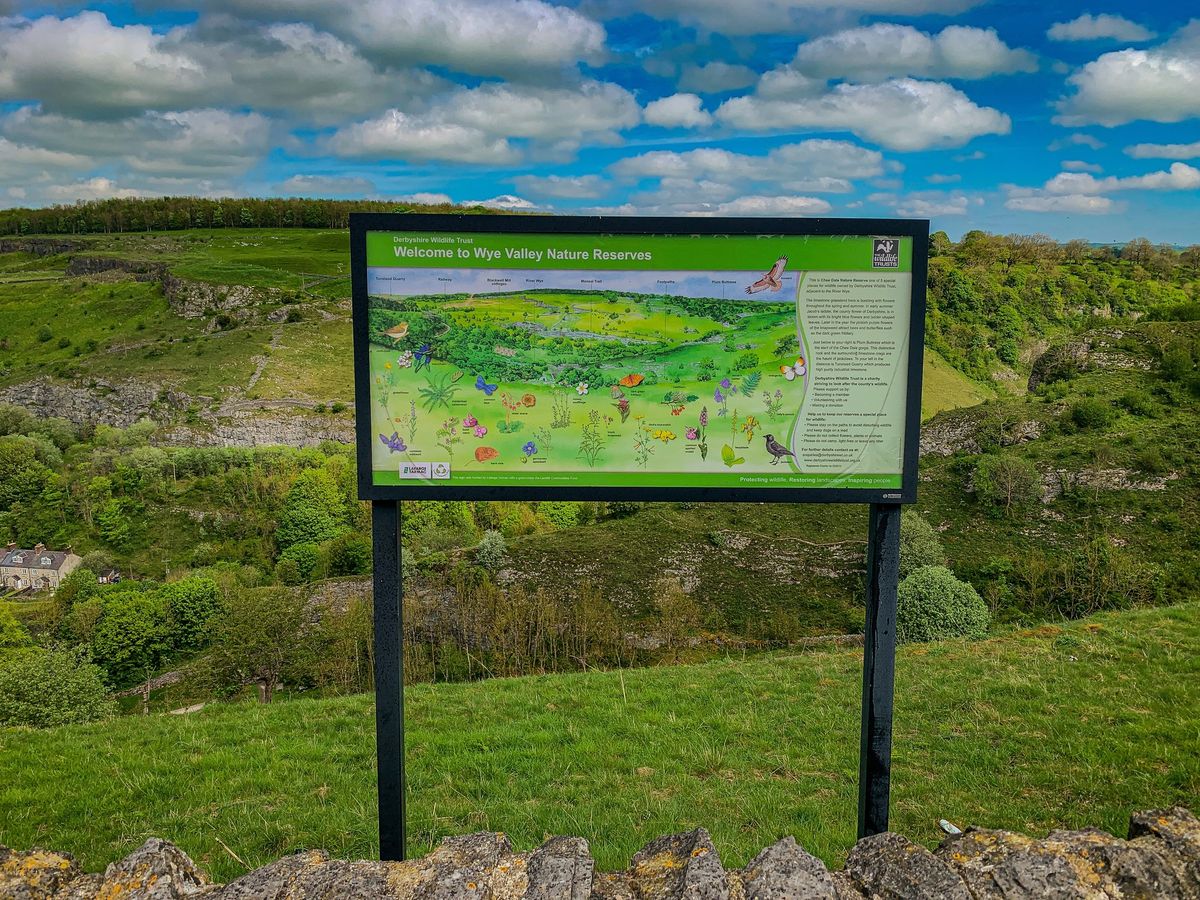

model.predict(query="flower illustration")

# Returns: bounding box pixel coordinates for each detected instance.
[463,414,478,428]
[414,344,432,370]
[473,425,488,438]
[700,406,708,427]
[521,393,536,407]
[714,387,724,403]
[396,351,414,368]
[522,440,537,459]
[686,427,699,440]
[576,382,589,396]
[384,362,393,370]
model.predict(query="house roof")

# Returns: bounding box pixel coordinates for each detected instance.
[0,548,75,571]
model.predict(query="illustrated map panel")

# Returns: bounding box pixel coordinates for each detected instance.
[365,230,913,491]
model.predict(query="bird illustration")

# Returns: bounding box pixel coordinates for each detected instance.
[746,257,788,294]
[763,433,795,464]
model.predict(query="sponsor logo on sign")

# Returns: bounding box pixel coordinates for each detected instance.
[432,462,451,480]
[872,238,899,268]
[399,462,431,480]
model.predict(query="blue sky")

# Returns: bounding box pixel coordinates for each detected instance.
[0,1,1197,242]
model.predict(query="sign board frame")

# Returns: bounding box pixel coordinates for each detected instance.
[351,212,928,861]
[351,213,928,505]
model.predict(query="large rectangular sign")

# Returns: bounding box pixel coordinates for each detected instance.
[352,214,927,503]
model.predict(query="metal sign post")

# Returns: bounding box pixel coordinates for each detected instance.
[858,502,902,837]
[371,499,406,860]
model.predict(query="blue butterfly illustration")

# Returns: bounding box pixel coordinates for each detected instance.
[414,343,432,371]
[475,374,498,396]
[379,432,407,453]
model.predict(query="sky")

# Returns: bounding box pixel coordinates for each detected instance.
[0,1,1198,242]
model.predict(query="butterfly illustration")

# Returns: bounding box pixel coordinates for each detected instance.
[379,432,407,453]
[780,357,807,381]
[670,405,685,415]
[618,373,645,387]
[475,374,498,396]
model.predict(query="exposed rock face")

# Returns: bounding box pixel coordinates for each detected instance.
[1028,330,1152,392]
[162,413,354,448]
[4,808,1198,899]
[0,377,188,427]
[0,238,81,256]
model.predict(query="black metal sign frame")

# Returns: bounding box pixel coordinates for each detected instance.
[352,213,927,860]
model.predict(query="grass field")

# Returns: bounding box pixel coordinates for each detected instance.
[2,602,1196,882]
[920,348,995,420]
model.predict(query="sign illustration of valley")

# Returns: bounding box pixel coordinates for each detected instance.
[365,230,913,490]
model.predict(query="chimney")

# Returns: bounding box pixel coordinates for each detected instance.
[34,543,46,554]
[4,543,14,551]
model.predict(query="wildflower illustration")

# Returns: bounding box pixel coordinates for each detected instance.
[499,392,522,430]
[741,415,760,441]
[532,426,552,452]
[522,440,537,462]
[462,414,478,429]
[473,425,488,438]
[763,389,784,420]
[551,390,572,428]
[632,431,655,468]
[413,343,432,372]
[697,405,709,461]
[396,350,414,369]
[418,371,460,412]
[721,443,745,468]
[685,427,698,440]
[435,417,462,459]
[408,400,418,444]
[714,385,727,417]
[614,397,630,423]
[578,409,605,467]
[576,382,589,396]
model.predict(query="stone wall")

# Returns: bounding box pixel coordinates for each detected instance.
[2,807,1197,899]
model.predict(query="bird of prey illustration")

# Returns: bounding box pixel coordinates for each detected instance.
[763,434,795,464]
[745,257,788,294]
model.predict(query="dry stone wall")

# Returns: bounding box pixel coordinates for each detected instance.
[2,807,1197,899]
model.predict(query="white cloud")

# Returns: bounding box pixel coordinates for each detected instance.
[512,174,607,199]
[1126,140,1200,160]
[1047,14,1155,43]
[954,150,985,161]
[610,0,985,37]
[716,78,1010,151]
[393,192,453,206]
[277,174,375,196]
[643,93,712,128]
[1048,133,1105,151]
[710,195,832,216]
[329,111,520,164]
[0,137,89,179]
[43,177,155,202]
[1043,162,1200,194]
[610,139,885,182]
[926,173,960,184]
[180,0,606,77]
[329,79,638,164]
[677,62,758,93]
[2,107,271,177]
[1005,192,1116,214]
[870,189,980,216]
[0,12,208,119]
[1061,160,1102,172]
[1055,21,1200,126]
[461,194,538,210]
[790,24,1036,81]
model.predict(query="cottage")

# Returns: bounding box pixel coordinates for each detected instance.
[0,543,82,592]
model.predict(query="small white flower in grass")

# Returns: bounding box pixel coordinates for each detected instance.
[576,382,589,395]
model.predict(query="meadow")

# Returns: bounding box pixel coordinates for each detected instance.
[2,601,1196,882]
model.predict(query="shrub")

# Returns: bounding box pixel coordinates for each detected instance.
[606,501,645,517]
[974,455,1041,515]
[36,325,53,343]
[1135,446,1168,475]
[0,647,115,727]
[899,512,946,579]
[896,566,990,644]
[162,577,223,650]
[1160,347,1194,381]
[279,541,321,583]
[475,530,508,572]
[1066,398,1115,430]
[1117,391,1157,417]
[0,605,34,652]
[538,501,581,529]
[324,532,371,577]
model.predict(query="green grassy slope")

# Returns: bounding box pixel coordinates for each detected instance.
[2,602,1197,882]
[921,348,995,420]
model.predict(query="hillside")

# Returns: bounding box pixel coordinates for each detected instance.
[2,601,1197,883]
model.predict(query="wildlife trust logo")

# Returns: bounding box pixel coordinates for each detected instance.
[872,238,899,268]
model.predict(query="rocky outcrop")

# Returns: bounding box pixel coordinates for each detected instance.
[0,377,189,427]
[162,412,354,448]
[4,808,1198,899]
[160,275,279,320]
[0,238,81,256]
[1027,330,1152,391]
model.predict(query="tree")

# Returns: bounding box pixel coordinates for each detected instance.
[0,605,33,653]
[974,455,1041,516]
[91,593,170,686]
[899,512,946,579]
[0,435,53,510]
[162,577,223,650]
[654,577,703,664]
[206,587,310,702]
[0,647,115,727]
[276,468,347,550]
